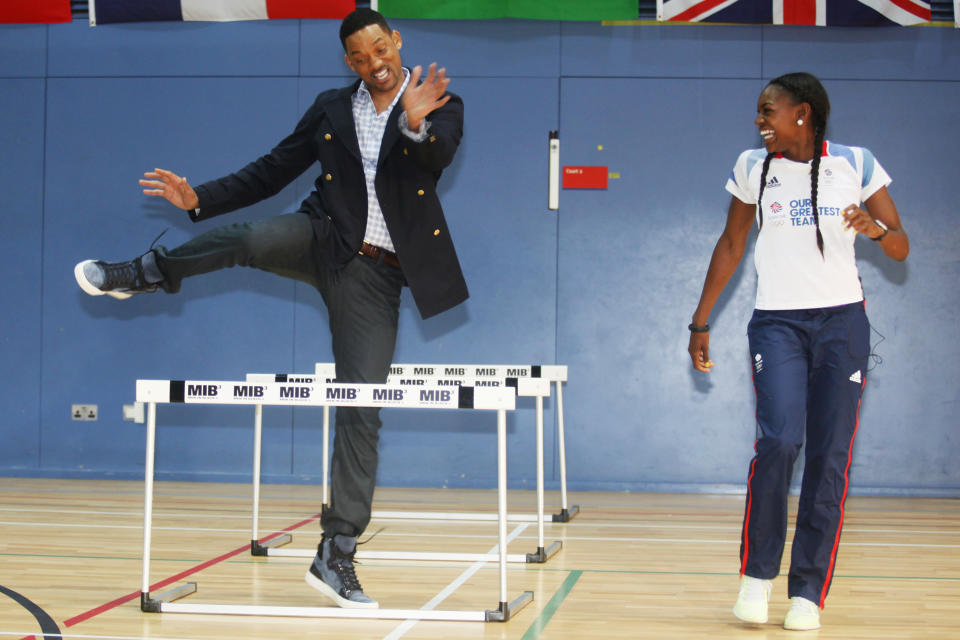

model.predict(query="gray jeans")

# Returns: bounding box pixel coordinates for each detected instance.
[154,213,404,537]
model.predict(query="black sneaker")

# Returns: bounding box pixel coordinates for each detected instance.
[74,254,159,300]
[304,535,378,609]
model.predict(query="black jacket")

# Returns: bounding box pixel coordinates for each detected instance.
[192,79,468,319]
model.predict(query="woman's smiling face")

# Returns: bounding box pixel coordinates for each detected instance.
[755,84,810,161]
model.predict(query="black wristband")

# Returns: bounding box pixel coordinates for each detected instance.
[688,323,710,333]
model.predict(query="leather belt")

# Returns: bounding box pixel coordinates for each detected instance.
[358,241,401,269]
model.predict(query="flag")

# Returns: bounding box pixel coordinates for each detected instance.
[374,0,638,21]
[90,0,355,26]
[657,0,932,25]
[955,0,959,27]
[2,0,71,23]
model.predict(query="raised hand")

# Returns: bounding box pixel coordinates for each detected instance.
[401,63,451,131]
[140,168,199,211]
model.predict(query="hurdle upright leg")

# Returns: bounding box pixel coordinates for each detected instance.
[140,402,156,602]
[497,407,508,606]
[536,396,545,552]
[486,407,534,621]
[322,405,330,507]
[140,402,196,611]
[525,394,561,562]
[252,405,262,545]
[552,380,579,522]
[250,404,292,555]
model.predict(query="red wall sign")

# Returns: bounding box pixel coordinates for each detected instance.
[562,166,608,189]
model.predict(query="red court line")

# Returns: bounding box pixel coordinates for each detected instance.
[58,512,322,629]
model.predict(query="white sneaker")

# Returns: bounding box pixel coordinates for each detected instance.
[783,596,821,631]
[733,575,772,624]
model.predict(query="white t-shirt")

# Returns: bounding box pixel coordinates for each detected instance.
[726,141,891,310]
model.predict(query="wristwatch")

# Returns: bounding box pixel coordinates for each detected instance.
[871,219,889,242]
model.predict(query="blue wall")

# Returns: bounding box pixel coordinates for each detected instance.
[1,18,957,495]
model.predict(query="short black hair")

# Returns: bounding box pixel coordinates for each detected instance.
[339,8,391,50]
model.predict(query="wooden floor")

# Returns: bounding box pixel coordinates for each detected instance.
[1,478,958,639]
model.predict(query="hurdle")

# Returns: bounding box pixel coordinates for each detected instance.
[316,363,578,523]
[246,371,561,564]
[246,363,575,562]
[136,378,533,622]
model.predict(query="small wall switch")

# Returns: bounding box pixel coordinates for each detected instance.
[122,402,145,424]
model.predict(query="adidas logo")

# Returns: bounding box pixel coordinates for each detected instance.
[849,370,862,383]
[766,176,781,188]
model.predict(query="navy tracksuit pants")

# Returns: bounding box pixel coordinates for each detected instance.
[740,301,870,608]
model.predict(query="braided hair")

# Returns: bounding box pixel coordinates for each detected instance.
[756,72,831,257]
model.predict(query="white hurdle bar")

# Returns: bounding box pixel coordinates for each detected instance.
[245,371,561,564]
[136,379,533,622]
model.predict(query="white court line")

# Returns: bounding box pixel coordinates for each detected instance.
[559,521,960,536]
[0,485,564,508]
[0,507,960,540]
[382,523,530,640]
[0,521,523,538]
[0,507,305,521]
[561,535,960,549]
[4,521,960,549]
[0,634,197,640]
[0,521,264,533]
[5,508,958,537]
[0,507,539,525]
[839,542,960,548]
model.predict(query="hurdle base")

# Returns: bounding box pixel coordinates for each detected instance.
[261,544,533,564]
[141,582,198,612]
[251,534,293,556]
[484,591,534,622]
[552,505,580,522]
[151,596,535,622]
[368,509,562,523]
[525,540,562,563]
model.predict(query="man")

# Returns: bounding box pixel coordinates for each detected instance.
[74,8,467,609]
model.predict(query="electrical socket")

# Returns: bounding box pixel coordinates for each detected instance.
[71,404,98,421]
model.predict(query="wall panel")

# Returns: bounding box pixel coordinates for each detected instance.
[42,75,305,475]
[0,78,45,470]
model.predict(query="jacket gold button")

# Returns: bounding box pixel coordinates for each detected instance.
[324,133,332,141]
[429,136,436,143]
[403,148,408,155]
[417,189,424,196]
[433,229,440,236]
[325,173,332,181]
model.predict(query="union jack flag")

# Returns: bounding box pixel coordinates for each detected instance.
[657,0,931,25]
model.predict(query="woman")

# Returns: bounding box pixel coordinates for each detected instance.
[688,72,909,631]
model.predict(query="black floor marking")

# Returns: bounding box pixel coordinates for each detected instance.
[0,584,62,639]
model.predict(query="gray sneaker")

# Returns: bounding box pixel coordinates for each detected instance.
[74,252,160,300]
[304,535,378,609]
